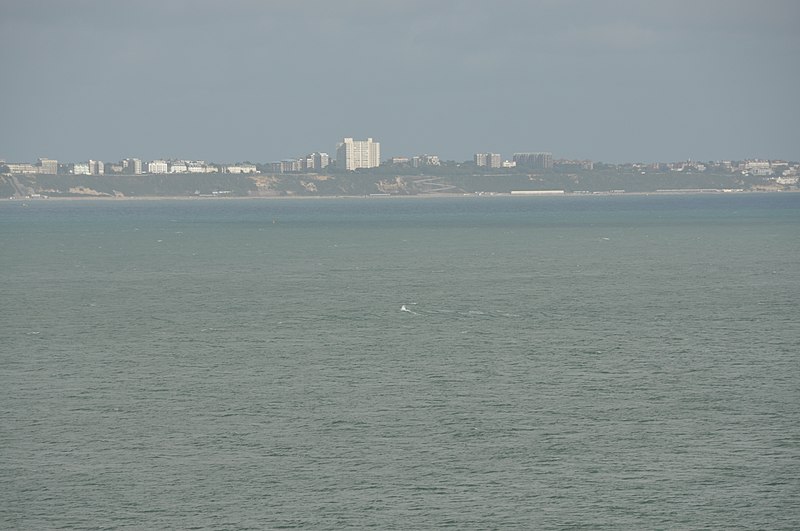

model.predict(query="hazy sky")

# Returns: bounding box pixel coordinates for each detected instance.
[1,0,798,163]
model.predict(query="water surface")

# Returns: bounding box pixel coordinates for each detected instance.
[1,195,798,529]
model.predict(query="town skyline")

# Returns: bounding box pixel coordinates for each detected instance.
[3,144,798,177]
[2,1,798,164]
[3,138,797,183]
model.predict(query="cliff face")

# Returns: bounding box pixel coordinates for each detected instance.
[0,170,787,198]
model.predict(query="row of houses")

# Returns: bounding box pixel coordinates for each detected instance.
[0,158,259,175]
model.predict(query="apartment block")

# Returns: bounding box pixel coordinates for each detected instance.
[513,152,553,169]
[337,137,380,171]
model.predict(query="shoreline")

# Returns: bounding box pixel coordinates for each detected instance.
[4,189,799,202]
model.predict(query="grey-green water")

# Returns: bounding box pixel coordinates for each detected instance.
[1,195,798,529]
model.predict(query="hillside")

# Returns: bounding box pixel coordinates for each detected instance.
[1,168,792,199]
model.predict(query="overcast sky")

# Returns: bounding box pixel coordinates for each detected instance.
[1,0,798,163]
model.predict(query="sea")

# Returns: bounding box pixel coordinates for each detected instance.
[1,193,798,529]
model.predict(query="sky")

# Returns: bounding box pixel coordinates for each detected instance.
[1,0,798,164]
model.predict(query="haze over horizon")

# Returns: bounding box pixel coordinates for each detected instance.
[1,0,798,164]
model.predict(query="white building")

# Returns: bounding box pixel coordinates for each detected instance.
[337,137,380,171]
[89,160,104,175]
[72,162,91,175]
[186,161,211,173]
[147,160,168,174]
[225,164,257,174]
[776,175,798,185]
[744,160,772,176]
[169,161,188,173]
[412,154,440,167]
[5,163,39,174]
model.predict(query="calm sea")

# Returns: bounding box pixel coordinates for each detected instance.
[1,194,798,529]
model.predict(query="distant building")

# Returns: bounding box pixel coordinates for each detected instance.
[123,158,143,175]
[280,160,301,173]
[291,152,330,171]
[299,155,314,170]
[513,152,553,169]
[555,159,594,171]
[411,154,440,167]
[337,137,380,171]
[744,160,772,176]
[224,164,257,174]
[37,158,58,174]
[312,152,330,170]
[186,161,211,173]
[73,162,91,175]
[776,175,798,185]
[88,160,104,175]
[474,153,501,168]
[147,160,168,174]
[4,163,38,174]
[169,161,188,173]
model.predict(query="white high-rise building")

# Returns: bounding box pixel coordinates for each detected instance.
[337,137,380,171]
[89,159,104,175]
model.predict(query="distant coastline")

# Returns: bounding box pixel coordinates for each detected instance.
[2,168,797,200]
[5,188,798,203]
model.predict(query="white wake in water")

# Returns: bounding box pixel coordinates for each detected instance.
[400,303,519,319]
[400,304,418,315]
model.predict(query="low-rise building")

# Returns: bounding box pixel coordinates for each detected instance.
[412,154,440,167]
[224,164,258,174]
[744,160,772,176]
[4,163,39,174]
[186,161,211,173]
[169,161,188,173]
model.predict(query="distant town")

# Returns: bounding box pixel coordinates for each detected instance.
[2,137,799,198]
